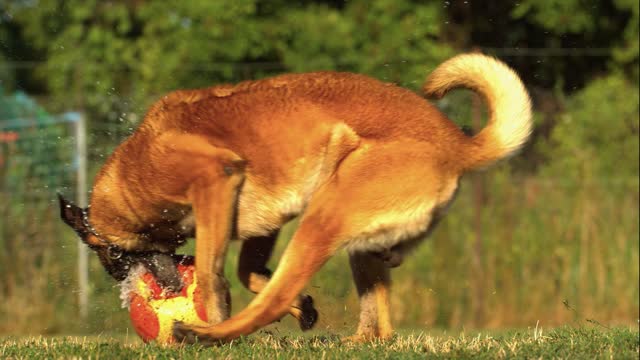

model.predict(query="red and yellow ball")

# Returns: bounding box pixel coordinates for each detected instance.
[126,260,208,344]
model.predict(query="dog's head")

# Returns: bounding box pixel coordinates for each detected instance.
[57,194,183,292]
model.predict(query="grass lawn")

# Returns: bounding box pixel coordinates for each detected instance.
[1,326,638,359]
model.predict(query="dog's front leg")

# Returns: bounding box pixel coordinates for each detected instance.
[188,161,245,324]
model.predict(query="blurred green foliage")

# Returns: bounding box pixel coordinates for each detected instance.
[2,0,456,112]
[2,0,638,106]
[541,74,639,178]
[513,0,638,78]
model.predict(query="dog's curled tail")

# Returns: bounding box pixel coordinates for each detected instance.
[423,53,532,171]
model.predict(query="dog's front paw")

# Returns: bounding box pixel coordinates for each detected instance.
[173,321,198,344]
[173,321,222,347]
[297,294,319,331]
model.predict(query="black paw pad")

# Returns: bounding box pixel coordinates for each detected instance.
[298,295,319,331]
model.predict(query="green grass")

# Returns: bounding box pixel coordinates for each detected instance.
[1,327,638,359]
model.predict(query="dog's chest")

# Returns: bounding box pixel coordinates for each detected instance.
[234,160,324,239]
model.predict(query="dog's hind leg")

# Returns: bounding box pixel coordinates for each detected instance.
[237,233,319,330]
[345,250,393,341]
[174,185,345,344]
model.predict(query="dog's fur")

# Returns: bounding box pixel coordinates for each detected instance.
[59,53,531,343]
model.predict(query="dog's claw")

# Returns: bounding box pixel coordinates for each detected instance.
[172,321,192,344]
[298,294,319,331]
[173,321,201,345]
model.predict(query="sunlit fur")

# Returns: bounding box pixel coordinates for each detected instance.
[423,54,532,168]
[79,53,532,343]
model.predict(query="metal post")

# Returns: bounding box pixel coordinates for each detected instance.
[74,112,89,320]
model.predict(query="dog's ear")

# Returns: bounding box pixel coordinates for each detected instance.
[57,193,89,240]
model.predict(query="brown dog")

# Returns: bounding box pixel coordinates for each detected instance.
[59,53,531,344]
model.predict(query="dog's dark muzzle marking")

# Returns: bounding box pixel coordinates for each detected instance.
[97,249,184,291]
[57,193,184,291]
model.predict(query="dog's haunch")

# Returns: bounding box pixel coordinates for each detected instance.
[121,257,208,344]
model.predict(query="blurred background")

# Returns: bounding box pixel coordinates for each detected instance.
[0,0,637,336]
